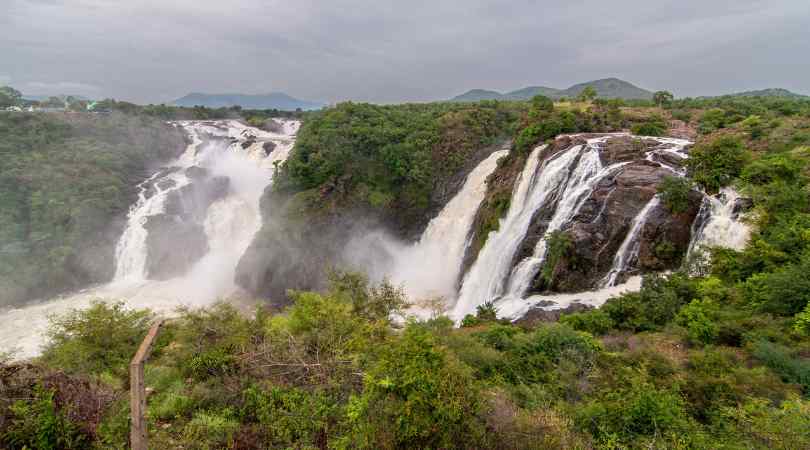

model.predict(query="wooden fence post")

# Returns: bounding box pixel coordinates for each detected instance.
[130,319,164,450]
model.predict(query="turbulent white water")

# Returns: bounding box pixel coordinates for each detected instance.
[687,187,751,257]
[602,196,661,287]
[0,119,298,359]
[345,148,509,303]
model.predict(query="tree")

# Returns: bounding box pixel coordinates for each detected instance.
[577,86,597,102]
[653,90,674,107]
[530,94,554,113]
[0,86,22,107]
[686,135,749,192]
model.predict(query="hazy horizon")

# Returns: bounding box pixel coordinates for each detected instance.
[4,0,810,104]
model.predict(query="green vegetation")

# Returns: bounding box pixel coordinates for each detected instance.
[4,93,810,449]
[0,112,186,305]
[657,175,693,213]
[277,101,522,227]
[0,86,23,108]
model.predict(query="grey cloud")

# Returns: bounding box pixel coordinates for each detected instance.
[2,0,809,103]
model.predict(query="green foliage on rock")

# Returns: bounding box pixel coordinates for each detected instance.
[686,135,750,192]
[657,175,694,213]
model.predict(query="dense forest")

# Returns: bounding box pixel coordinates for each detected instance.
[2,93,810,448]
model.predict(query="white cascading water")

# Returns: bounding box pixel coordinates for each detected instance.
[0,119,298,359]
[601,196,661,287]
[687,187,751,258]
[345,148,509,302]
[505,136,631,298]
[452,134,694,321]
[450,144,581,320]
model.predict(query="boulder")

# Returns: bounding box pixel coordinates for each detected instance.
[143,214,208,280]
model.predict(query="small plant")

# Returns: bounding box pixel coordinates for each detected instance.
[657,176,693,213]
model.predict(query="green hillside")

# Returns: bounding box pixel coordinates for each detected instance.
[451,77,653,102]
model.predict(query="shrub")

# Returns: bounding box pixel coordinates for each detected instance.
[750,340,810,394]
[577,376,694,445]
[347,325,486,448]
[698,108,727,134]
[559,309,615,335]
[657,176,693,213]
[722,397,810,448]
[240,385,334,446]
[601,274,696,332]
[183,409,239,450]
[1,384,88,450]
[794,303,810,336]
[741,153,805,185]
[743,259,810,315]
[631,116,667,136]
[40,301,153,378]
[676,300,719,345]
[686,135,749,192]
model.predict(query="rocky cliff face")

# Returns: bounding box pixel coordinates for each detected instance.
[461,134,701,299]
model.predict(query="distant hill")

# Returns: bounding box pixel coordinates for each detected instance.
[449,89,506,102]
[450,78,654,102]
[724,88,807,99]
[173,92,324,111]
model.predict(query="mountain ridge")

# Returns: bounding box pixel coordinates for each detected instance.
[173,92,324,110]
[451,78,654,102]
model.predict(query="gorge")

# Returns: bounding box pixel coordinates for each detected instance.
[0,121,750,358]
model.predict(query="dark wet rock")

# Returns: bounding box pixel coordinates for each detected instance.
[262,141,277,156]
[185,166,209,180]
[513,302,595,327]
[164,176,230,221]
[241,139,255,149]
[143,214,208,280]
[156,178,177,191]
[732,197,754,216]
[520,141,701,294]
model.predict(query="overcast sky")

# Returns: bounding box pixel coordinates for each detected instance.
[3,0,809,104]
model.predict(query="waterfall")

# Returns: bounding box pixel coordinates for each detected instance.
[0,119,299,359]
[451,144,582,320]
[505,137,630,298]
[687,187,751,257]
[345,147,509,303]
[601,196,661,287]
[452,134,694,322]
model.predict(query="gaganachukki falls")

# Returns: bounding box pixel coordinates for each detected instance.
[0,128,752,358]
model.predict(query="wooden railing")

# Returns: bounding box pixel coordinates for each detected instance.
[130,319,164,450]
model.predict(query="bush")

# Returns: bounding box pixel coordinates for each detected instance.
[40,301,153,379]
[347,325,486,448]
[698,108,727,134]
[577,376,694,445]
[601,274,696,332]
[750,340,810,394]
[794,303,810,336]
[676,300,719,345]
[743,259,810,315]
[560,309,615,335]
[686,135,749,192]
[241,385,335,446]
[183,409,239,450]
[1,384,88,450]
[631,116,667,136]
[657,176,693,213]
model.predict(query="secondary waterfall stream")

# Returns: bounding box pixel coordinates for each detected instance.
[0,120,299,359]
